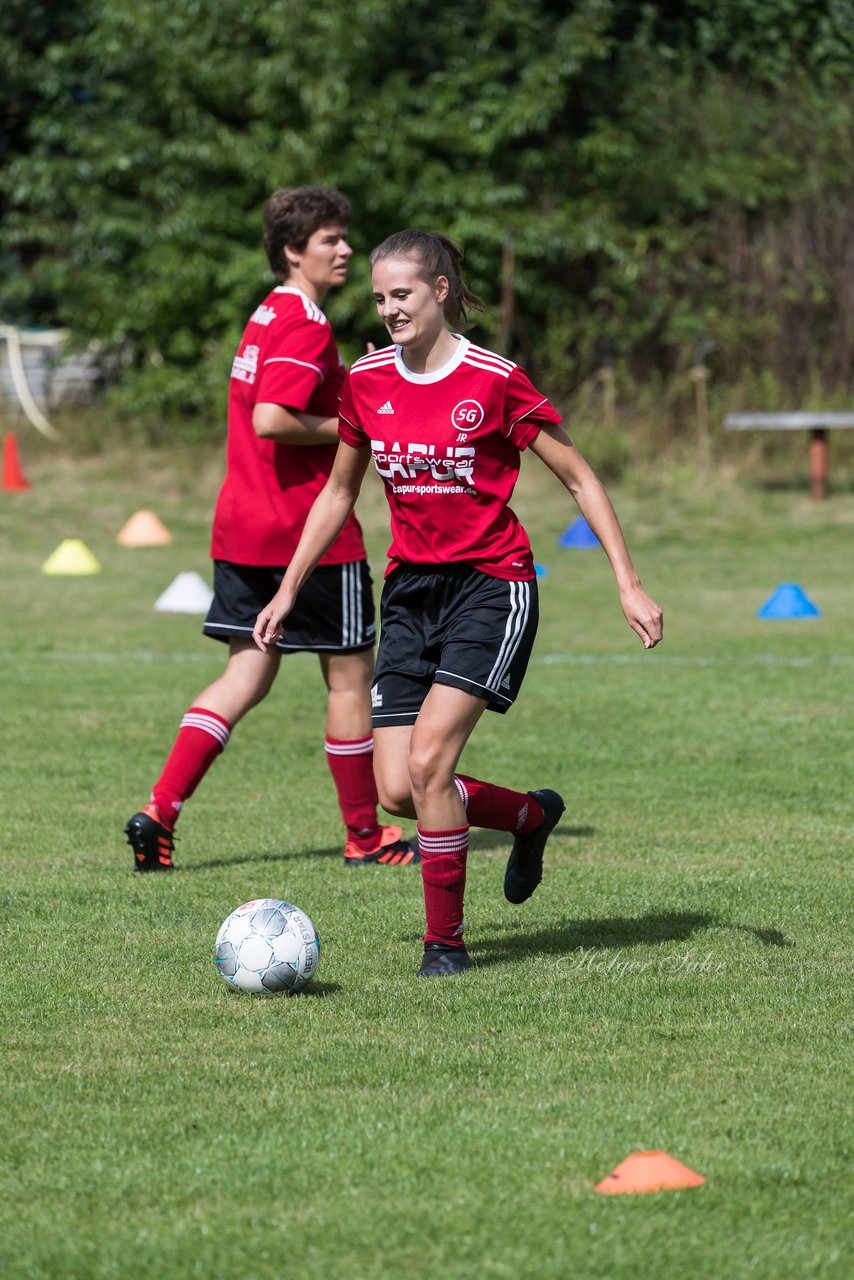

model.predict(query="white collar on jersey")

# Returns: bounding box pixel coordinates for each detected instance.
[394,334,469,384]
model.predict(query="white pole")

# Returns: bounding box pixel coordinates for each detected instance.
[0,324,61,440]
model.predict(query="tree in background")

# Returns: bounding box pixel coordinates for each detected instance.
[1,0,852,431]
[0,1,90,327]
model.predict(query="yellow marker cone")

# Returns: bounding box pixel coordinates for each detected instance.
[41,538,101,575]
[117,510,172,547]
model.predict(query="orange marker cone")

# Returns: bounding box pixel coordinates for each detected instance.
[595,1150,705,1195]
[2,432,30,491]
[117,509,172,547]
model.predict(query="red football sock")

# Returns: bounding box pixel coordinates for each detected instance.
[325,735,381,846]
[454,774,544,834]
[151,707,231,829]
[418,825,469,948]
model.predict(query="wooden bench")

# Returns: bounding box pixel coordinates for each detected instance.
[724,413,854,499]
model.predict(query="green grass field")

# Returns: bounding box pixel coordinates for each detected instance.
[1,435,851,1279]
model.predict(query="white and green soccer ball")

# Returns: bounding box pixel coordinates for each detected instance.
[215,898,320,994]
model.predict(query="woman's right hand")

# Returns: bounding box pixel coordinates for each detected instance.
[253,593,294,652]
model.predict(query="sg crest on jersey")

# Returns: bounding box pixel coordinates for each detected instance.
[452,399,485,430]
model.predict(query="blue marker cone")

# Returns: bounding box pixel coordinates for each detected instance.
[558,517,599,549]
[534,562,549,578]
[757,583,821,619]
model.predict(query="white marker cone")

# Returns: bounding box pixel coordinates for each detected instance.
[154,571,213,614]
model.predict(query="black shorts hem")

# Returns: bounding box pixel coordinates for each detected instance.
[371,708,423,727]
[202,622,374,656]
[434,670,513,713]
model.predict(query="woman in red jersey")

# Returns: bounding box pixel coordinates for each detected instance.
[123,191,416,873]
[254,229,663,976]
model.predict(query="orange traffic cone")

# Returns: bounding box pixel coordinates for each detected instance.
[2,432,30,491]
[594,1150,705,1195]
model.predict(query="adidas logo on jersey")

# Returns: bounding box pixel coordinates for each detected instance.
[376,400,395,414]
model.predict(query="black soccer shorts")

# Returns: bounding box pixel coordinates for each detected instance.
[371,564,539,726]
[203,559,376,654]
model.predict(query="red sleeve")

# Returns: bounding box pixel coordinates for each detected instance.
[502,365,563,450]
[254,313,335,412]
[337,372,368,447]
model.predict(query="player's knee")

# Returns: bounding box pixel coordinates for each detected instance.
[375,776,413,817]
[243,682,273,712]
[219,670,275,716]
[407,747,449,804]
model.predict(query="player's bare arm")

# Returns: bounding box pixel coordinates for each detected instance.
[252,402,340,444]
[253,441,371,651]
[530,424,663,649]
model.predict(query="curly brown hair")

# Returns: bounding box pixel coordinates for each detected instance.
[262,187,351,279]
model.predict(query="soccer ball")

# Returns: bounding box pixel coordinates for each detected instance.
[215,898,320,994]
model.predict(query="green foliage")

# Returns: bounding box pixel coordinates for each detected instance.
[1,1,853,429]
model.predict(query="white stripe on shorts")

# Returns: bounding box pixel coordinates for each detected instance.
[354,564,363,645]
[341,564,350,646]
[340,562,364,647]
[485,580,531,693]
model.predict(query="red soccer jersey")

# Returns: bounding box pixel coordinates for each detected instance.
[337,337,562,580]
[211,285,366,566]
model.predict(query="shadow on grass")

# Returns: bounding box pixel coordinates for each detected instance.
[729,923,791,948]
[468,823,594,852]
[223,980,342,998]
[186,822,594,869]
[184,845,342,870]
[459,911,790,966]
[292,980,342,998]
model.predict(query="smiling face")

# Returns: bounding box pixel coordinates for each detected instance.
[371,255,449,355]
[284,223,352,301]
